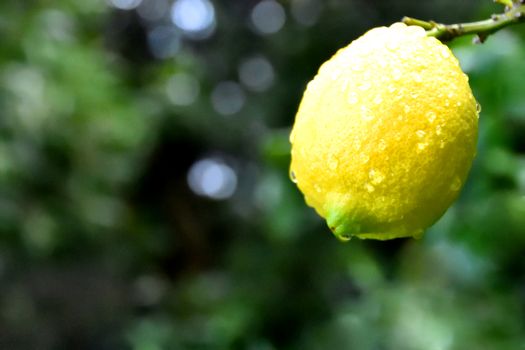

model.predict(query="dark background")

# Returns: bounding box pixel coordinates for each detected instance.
[1,0,525,349]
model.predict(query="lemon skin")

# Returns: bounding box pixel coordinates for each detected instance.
[290,23,479,241]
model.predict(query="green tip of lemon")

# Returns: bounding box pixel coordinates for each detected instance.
[290,23,479,241]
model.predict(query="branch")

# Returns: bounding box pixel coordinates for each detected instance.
[402,2,525,43]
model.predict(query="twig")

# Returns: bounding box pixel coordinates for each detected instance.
[402,2,525,43]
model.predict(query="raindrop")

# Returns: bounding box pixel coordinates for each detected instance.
[330,69,341,81]
[289,130,295,143]
[378,139,387,151]
[416,130,426,138]
[306,80,317,93]
[290,169,297,183]
[359,81,371,91]
[426,111,436,123]
[347,92,358,104]
[338,234,352,242]
[436,125,442,135]
[392,68,402,81]
[314,184,321,193]
[373,96,383,105]
[351,64,362,72]
[450,176,461,191]
[404,105,411,113]
[417,142,428,152]
[360,106,374,121]
[386,40,399,51]
[365,183,375,192]
[361,113,374,122]
[328,156,338,170]
[360,154,370,163]
[440,48,451,58]
[398,50,409,60]
[340,79,349,93]
[476,102,482,113]
[369,169,385,185]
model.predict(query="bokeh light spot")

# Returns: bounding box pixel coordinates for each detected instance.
[109,0,143,10]
[291,0,322,27]
[133,275,167,307]
[211,81,246,116]
[138,0,169,21]
[187,158,237,200]
[171,0,216,39]
[147,25,181,59]
[238,55,275,92]
[251,0,286,35]
[166,72,200,106]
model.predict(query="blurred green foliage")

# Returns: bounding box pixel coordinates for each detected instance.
[0,0,525,349]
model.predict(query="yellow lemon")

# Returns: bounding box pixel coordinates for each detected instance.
[289,23,479,241]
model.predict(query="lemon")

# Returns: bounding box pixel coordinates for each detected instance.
[289,23,479,241]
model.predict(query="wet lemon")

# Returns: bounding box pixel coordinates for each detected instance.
[290,23,479,241]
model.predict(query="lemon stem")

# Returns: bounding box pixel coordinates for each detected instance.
[402,2,525,43]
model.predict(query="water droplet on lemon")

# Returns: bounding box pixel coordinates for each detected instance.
[290,170,297,183]
[417,142,428,152]
[369,169,385,185]
[328,156,339,170]
[378,139,387,151]
[365,183,375,192]
[348,92,358,104]
[426,111,436,123]
[450,176,461,191]
[359,82,371,91]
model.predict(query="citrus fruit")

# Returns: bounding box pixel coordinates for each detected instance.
[289,23,479,241]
